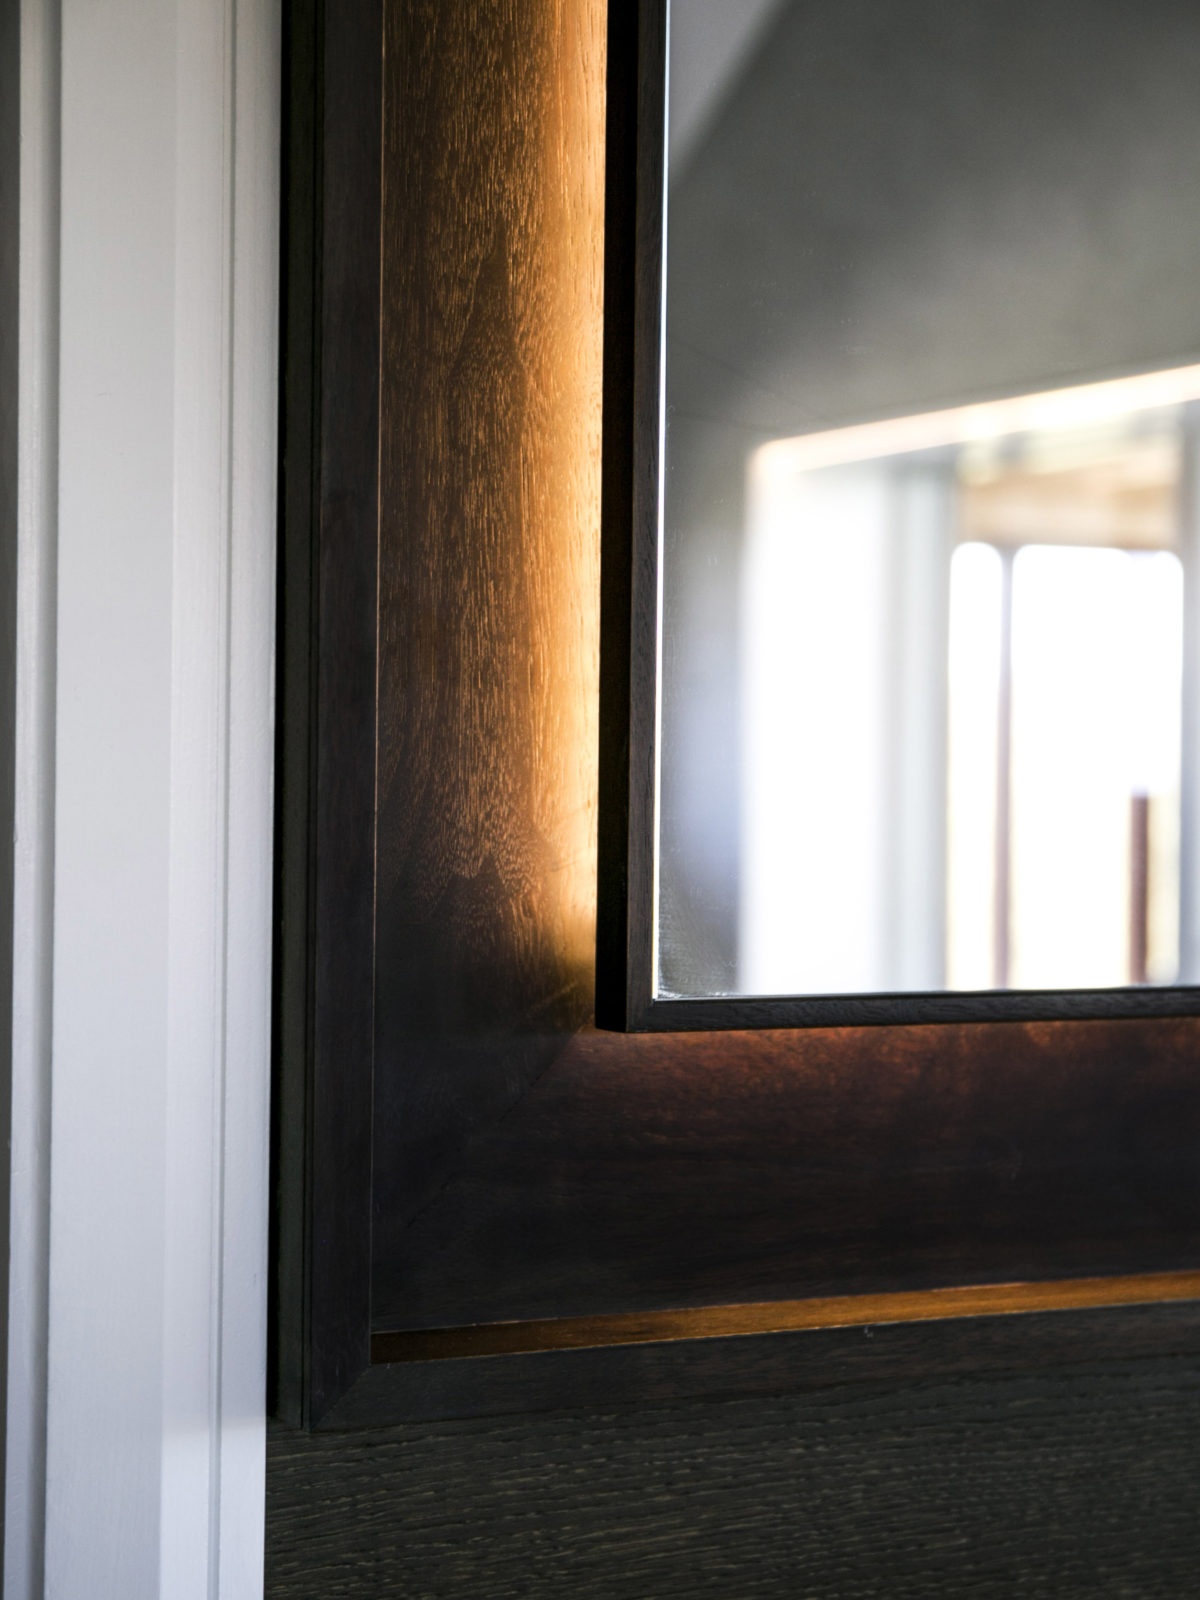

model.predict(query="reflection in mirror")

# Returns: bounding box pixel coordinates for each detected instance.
[740,378,1192,997]
[656,0,1200,1000]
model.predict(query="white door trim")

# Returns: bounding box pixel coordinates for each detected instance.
[8,0,279,1593]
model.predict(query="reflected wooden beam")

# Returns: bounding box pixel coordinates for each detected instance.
[373,1270,1200,1363]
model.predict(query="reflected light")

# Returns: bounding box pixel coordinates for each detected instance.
[738,367,1195,996]
[753,363,1200,481]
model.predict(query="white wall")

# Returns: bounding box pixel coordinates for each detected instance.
[7,0,279,1593]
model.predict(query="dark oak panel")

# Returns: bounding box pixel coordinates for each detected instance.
[331,1302,1200,1428]
[371,1273,1200,1361]
[372,1019,1200,1330]
[276,0,1200,1427]
[372,0,604,1243]
[275,0,383,1426]
[268,1356,1200,1598]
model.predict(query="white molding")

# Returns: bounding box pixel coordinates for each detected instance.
[9,0,278,1593]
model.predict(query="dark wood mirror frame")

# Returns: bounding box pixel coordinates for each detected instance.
[274,0,1200,1432]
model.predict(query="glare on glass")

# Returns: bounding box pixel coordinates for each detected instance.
[733,382,1189,997]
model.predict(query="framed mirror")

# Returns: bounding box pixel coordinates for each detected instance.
[277,0,1200,1430]
[599,0,1200,1030]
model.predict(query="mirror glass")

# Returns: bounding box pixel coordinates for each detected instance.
[657,0,1200,999]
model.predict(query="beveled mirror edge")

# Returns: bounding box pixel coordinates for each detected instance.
[628,986,1200,1033]
[597,0,667,1029]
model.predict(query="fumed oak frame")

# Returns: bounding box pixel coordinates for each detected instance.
[273,0,1200,1429]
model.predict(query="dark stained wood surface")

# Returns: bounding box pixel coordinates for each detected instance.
[370,1273,1200,1362]
[277,0,1200,1426]
[372,1018,1200,1331]
[327,1301,1200,1427]
[274,0,383,1425]
[270,6,1200,1586]
[372,0,604,1245]
[364,0,1200,1359]
[267,1352,1200,1597]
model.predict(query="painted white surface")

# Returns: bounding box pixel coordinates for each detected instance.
[9,0,278,1593]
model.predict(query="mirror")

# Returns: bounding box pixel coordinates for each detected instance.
[648,0,1200,1007]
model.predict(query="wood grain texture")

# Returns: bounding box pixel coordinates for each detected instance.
[266,1354,1200,1597]
[372,0,605,1245]
[372,1017,1200,1331]
[328,1302,1200,1427]
[277,0,1200,1427]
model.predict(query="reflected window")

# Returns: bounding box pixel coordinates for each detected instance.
[727,373,1196,997]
